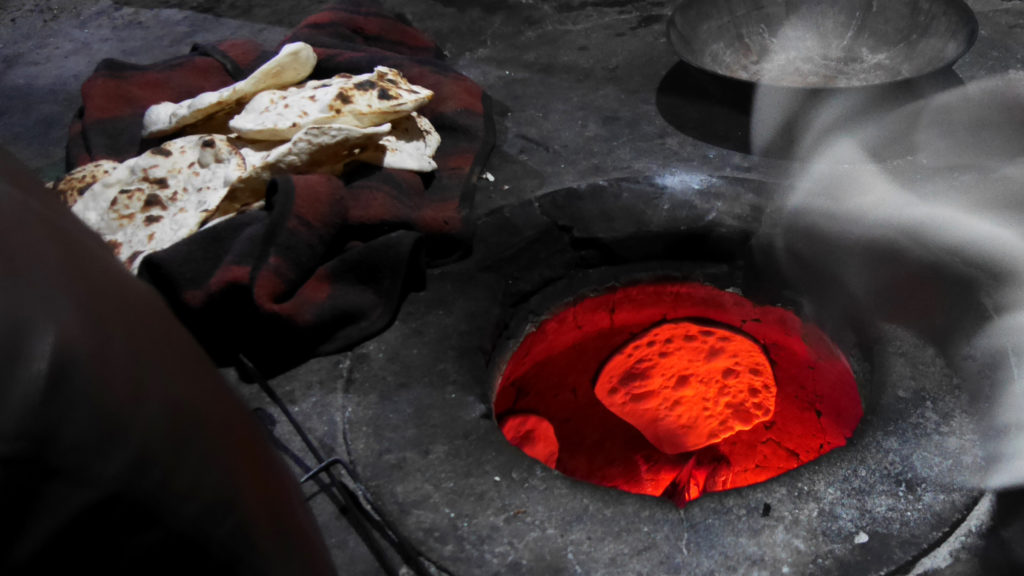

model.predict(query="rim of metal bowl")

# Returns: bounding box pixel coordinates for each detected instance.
[666,0,979,89]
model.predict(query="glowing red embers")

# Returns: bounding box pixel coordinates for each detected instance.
[596,321,777,454]
[494,282,863,507]
[499,413,560,468]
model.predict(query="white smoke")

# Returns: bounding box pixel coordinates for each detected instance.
[757,69,1024,489]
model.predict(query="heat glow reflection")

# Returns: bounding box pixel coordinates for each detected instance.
[494,282,862,506]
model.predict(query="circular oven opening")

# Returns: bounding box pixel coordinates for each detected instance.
[338,177,982,575]
[493,280,863,507]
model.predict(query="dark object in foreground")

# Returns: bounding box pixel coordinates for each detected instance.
[0,146,333,575]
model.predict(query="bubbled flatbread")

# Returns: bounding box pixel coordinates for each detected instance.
[228,66,433,140]
[595,320,777,454]
[70,134,246,272]
[54,159,121,207]
[142,42,317,138]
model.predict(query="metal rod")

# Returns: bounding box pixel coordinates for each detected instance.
[301,457,350,484]
[236,355,442,576]
[236,355,406,576]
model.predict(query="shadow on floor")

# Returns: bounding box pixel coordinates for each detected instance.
[655,59,966,160]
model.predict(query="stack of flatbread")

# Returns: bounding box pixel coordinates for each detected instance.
[56,42,440,272]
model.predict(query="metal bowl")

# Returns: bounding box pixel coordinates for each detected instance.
[667,0,978,88]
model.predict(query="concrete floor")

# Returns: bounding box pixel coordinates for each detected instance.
[4,0,1024,574]
[0,0,291,180]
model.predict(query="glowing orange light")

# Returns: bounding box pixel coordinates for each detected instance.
[494,282,863,507]
[499,413,560,468]
[595,321,777,454]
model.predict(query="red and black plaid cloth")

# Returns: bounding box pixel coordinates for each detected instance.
[66,0,494,376]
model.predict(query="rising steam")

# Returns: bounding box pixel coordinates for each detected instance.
[756,68,1024,489]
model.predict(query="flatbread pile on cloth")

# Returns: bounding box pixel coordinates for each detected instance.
[65,42,441,272]
[61,0,494,376]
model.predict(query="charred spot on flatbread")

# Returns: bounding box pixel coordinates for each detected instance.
[143,193,168,210]
[143,176,170,189]
[54,159,121,208]
[125,250,146,268]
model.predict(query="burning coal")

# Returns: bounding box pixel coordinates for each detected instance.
[757,69,1024,489]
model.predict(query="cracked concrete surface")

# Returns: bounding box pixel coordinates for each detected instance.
[0,0,289,179]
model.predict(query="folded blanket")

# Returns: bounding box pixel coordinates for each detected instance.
[66,0,494,376]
